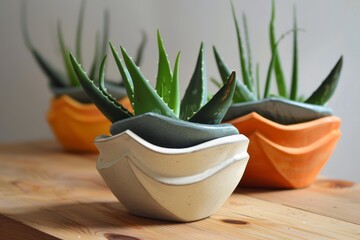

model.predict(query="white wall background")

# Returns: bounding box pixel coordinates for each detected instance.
[0,0,359,181]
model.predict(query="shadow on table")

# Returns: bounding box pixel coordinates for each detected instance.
[9,201,180,230]
[233,186,292,195]
[233,178,356,195]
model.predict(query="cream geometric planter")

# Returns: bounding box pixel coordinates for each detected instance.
[95,130,249,222]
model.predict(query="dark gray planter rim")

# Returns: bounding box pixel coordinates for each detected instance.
[110,112,239,148]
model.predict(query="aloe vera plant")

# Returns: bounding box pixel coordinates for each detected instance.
[70,30,236,125]
[21,0,146,103]
[213,0,343,107]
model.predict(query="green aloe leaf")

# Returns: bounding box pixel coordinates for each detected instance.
[89,32,100,80]
[110,42,134,103]
[242,13,254,88]
[264,29,294,98]
[135,31,147,67]
[231,2,253,92]
[305,56,343,105]
[69,53,133,122]
[290,6,298,100]
[213,46,256,103]
[168,52,181,116]
[180,42,207,120]
[89,9,109,82]
[120,46,177,118]
[256,63,261,99]
[101,9,110,61]
[98,55,107,94]
[21,2,68,87]
[21,1,33,51]
[98,55,128,106]
[263,45,276,98]
[28,49,69,88]
[269,0,287,97]
[155,30,173,105]
[190,71,237,124]
[57,21,79,86]
[75,0,85,63]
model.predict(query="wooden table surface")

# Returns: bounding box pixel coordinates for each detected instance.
[0,141,359,240]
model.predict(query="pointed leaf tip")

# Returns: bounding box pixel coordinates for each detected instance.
[121,45,177,118]
[110,42,134,103]
[189,71,237,124]
[213,46,256,102]
[180,43,207,120]
[305,56,343,105]
[156,30,173,104]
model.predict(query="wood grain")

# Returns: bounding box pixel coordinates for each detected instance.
[238,179,360,225]
[0,141,359,240]
[0,214,60,240]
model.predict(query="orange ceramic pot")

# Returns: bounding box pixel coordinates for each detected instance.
[47,95,131,153]
[228,112,341,188]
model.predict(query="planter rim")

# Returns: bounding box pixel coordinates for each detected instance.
[96,129,247,154]
[228,112,341,130]
[109,112,239,148]
[224,97,333,124]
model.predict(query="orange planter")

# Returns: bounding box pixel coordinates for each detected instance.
[47,95,131,153]
[228,112,341,188]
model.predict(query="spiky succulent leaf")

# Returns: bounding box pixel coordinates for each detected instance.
[168,52,181,116]
[231,2,253,92]
[263,45,276,98]
[180,42,207,120]
[57,22,79,86]
[27,48,68,88]
[75,0,85,63]
[21,2,68,88]
[269,0,287,98]
[242,13,254,88]
[256,63,261,98]
[305,56,343,105]
[69,53,133,122]
[264,29,297,98]
[135,31,147,67]
[213,46,256,102]
[21,1,32,50]
[89,10,109,82]
[290,6,298,100]
[120,46,177,118]
[110,42,134,103]
[112,33,146,87]
[190,72,237,124]
[89,32,100,80]
[98,55,107,93]
[98,55,127,105]
[155,30,173,105]
[264,31,285,98]
[101,9,110,61]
